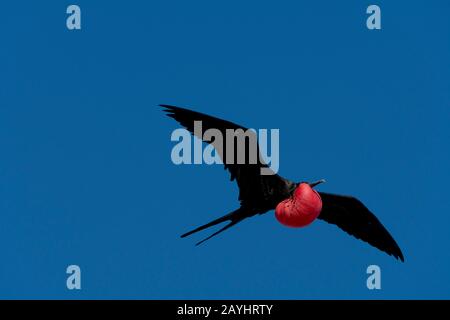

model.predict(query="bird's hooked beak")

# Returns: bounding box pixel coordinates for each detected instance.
[309,179,326,188]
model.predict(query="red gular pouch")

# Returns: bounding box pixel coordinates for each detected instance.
[275,183,323,228]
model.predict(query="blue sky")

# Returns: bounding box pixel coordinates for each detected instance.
[0,1,449,299]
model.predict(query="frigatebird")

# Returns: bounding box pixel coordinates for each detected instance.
[161,104,404,261]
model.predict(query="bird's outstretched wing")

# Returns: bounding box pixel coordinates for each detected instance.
[161,104,289,207]
[318,192,404,262]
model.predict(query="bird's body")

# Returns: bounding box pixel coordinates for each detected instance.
[162,104,404,262]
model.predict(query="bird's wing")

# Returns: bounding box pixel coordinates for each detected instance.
[161,104,288,206]
[318,192,404,262]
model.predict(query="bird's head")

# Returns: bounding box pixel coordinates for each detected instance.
[306,179,326,189]
[293,179,326,190]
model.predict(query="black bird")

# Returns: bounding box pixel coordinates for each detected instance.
[161,104,404,262]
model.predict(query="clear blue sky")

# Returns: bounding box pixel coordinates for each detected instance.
[0,1,449,299]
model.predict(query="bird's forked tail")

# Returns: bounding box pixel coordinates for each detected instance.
[181,207,251,246]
